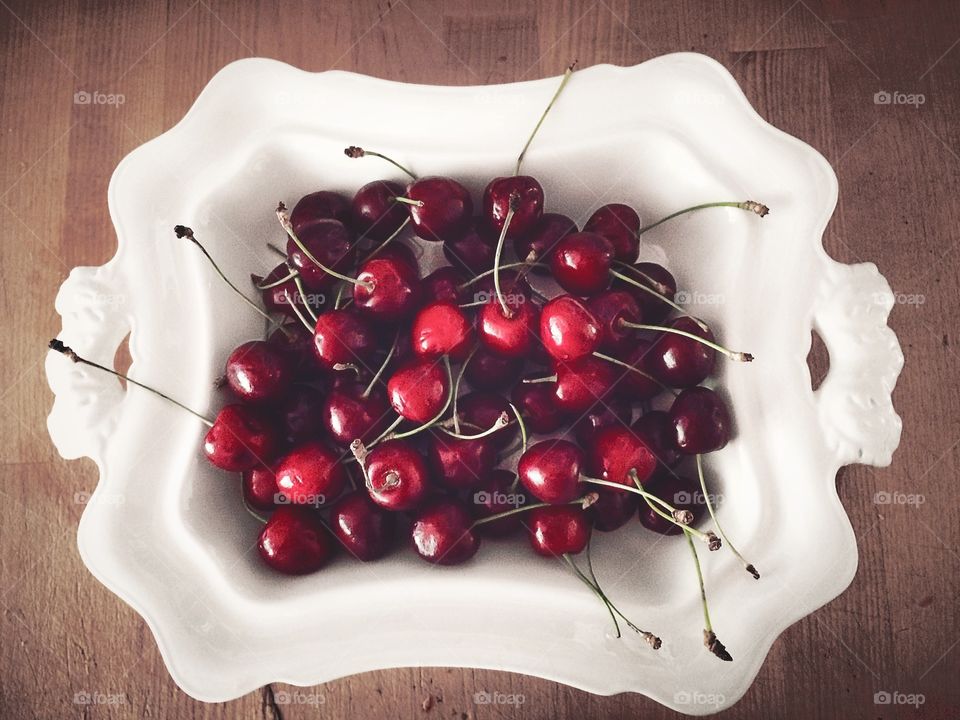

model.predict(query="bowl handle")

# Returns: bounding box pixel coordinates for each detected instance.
[45,262,133,463]
[811,259,904,467]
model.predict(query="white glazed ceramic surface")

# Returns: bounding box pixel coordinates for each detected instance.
[46,54,903,714]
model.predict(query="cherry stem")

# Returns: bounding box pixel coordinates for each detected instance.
[522,374,557,384]
[333,282,346,310]
[344,146,416,180]
[583,541,662,647]
[286,291,316,333]
[696,454,759,579]
[457,260,547,290]
[291,273,319,323]
[591,351,677,397]
[48,339,213,427]
[563,553,621,638]
[255,268,298,290]
[173,226,278,329]
[492,193,521,317]
[637,200,769,236]
[359,217,412,262]
[267,242,287,258]
[440,411,509,441]
[470,493,597,529]
[380,356,455,443]
[391,196,424,208]
[508,402,528,456]
[362,331,399,399]
[610,267,709,332]
[276,203,373,290]
[242,496,270,524]
[451,346,478,434]
[619,321,754,362]
[684,530,733,661]
[515,60,577,175]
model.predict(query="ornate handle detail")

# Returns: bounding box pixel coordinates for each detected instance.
[812,260,904,467]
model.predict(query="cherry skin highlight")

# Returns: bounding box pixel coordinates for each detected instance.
[275,441,347,506]
[518,439,584,504]
[426,430,496,491]
[329,490,395,561]
[353,256,422,322]
[242,463,280,512]
[291,190,351,234]
[321,381,391,447]
[224,340,292,403]
[313,309,379,372]
[482,175,544,239]
[351,180,408,241]
[645,316,717,388]
[477,296,540,359]
[406,176,473,242]
[539,294,602,362]
[387,358,450,423]
[586,425,657,488]
[527,505,591,556]
[586,290,641,354]
[670,386,732,454]
[412,301,474,361]
[583,203,641,263]
[363,439,430,511]
[410,498,480,565]
[258,506,335,575]
[553,356,616,414]
[203,404,277,472]
[549,231,614,296]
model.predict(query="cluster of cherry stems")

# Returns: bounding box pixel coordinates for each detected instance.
[51,64,769,662]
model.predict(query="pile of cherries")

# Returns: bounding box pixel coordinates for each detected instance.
[51,65,767,661]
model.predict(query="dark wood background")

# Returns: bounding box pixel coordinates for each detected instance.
[2,0,958,718]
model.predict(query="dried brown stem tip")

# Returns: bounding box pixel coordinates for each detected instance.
[344,146,365,158]
[745,563,760,580]
[567,59,578,72]
[741,201,769,217]
[704,630,733,662]
[706,532,722,552]
[672,509,694,525]
[48,339,80,362]
[173,225,194,239]
[508,191,521,212]
[581,492,600,509]
[644,632,662,650]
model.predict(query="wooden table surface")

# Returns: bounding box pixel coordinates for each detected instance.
[2,0,958,718]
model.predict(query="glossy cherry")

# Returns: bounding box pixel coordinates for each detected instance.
[329,490,395,561]
[464,347,524,391]
[514,212,576,270]
[573,400,631,448]
[406,176,473,242]
[586,425,657,488]
[291,190,351,234]
[426,430,496,490]
[553,356,616,414]
[518,439,584,504]
[203,404,277,472]
[362,439,430,511]
[410,498,479,565]
[639,474,706,535]
[353,256,422,321]
[351,180,408,241]
[321,381,391,447]
[549,232,614,296]
[470,268,531,304]
[373,241,419,272]
[477,295,540,359]
[645,316,717,388]
[224,340,292,403]
[242,463,279,512]
[313,309,378,371]
[421,266,467,305]
[457,391,517,449]
[670,386,732,454]
[539,294,601,362]
[583,203,641,263]
[412,301,473,361]
[253,264,315,320]
[631,410,681,472]
[482,175,544,239]
[510,381,566,434]
[614,262,677,324]
[286,218,354,290]
[275,441,346,506]
[589,489,639,532]
[443,218,496,275]
[586,290,641,354]
[527,505,591,556]
[274,385,326,445]
[470,469,528,537]
[258,505,335,575]
[387,358,449,423]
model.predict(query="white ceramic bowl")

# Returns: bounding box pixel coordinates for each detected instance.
[46,54,903,714]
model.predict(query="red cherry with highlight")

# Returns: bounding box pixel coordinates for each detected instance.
[639,474,706,535]
[410,498,479,565]
[586,425,657,488]
[539,294,601,362]
[291,190,351,234]
[517,439,584,504]
[457,391,517,449]
[387,358,450,423]
[363,439,430,511]
[426,430,496,490]
[477,296,540,359]
[586,290,641,354]
[412,301,474,361]
[313,309,378,372]
[614,262,677,324]
[329,490,395,561]
[242,463,279,512]
[258,506,334,575]
[351,180,408,241]
[286,218,354,291]
[321,381,391,447]
[275,441,346,506]
[527,505,591,556]
[583,203,640,263]
[549,231,614,296]
[646,317,717,388]
[514,212,576,270]
[573,400,632,448]
[670,386,732,454]
[553,356,616,414]
[353,256,422,322]
[225,340,292,403]
[407,176,473,242]
[510,381,566,434]
[482,175,544,239]
[631,410,681,472]
[204,404,277,472]
[589,489,639,532]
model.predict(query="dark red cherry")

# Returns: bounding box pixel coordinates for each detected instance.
[586,290,641,354]
[291,190,351,234]
[351,180,408,241]
[614,339,662,401]
[258,506,334,575]
[646,317,716,388]
[539,295,601,362]
[313,309,378,372]
[510,381,566,434]
[477,296,540,359]
[614,262,677,324]
[573,400,632,448]
[242,463,279,512]
[204,404,277,472]
[412,301,473,361]
[410,498,479,565]
[583,203,640,263]
[464,347,524,391]
[353,257,422,322]
[670,386,731,454]
[426,430,496,490]
[639,474,706,535]
[589,489,639,532]
[373,241,419,273]
[549,232,614,296]
[470,470,528,537]
[406,176,473,242]
[275,441,346,506]
[267,322,322,379]
[631,410,681,472]
[482,175,544,239]
[253,264,318,320]
[553,356,616,414]
[321,381,391,447]
[422,266,468,305]
[329,491,395,561]
[518,440,584,504]
[443,218,496,275]
[224,340,292,403]
[470,268,532,304]
[527,505,591,556]
[364,439,430,511]
[586,425,657,488]
[457,391,517,449]
[274,385,326,446]
[286,218,354,291]
[387,358,450,423]
[514,212,576,270]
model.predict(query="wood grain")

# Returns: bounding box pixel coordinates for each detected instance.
[1,0,958,717]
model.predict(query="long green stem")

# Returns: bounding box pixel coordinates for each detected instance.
[457,260,547,290]
[344,146,416,180]
[439,412,509,440]
[696,455,759,579]
[255,268,298,290]
[359,217,412,262]
[471,494,593,529]
[492,195,519,317]
[48,340,213,427]
[563,554,621,638]
[684,529,733,661]
[451,345,478,434]
[380,357,454,442]
[362,331,399,399]
[291,273,319,323]
[637,200,769,235]
[591,351,677,397]
[508,402,528,456]
[276,203,372,289]
[620,321,754,362]
[610,268,709,332]
[515,61,577,175]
